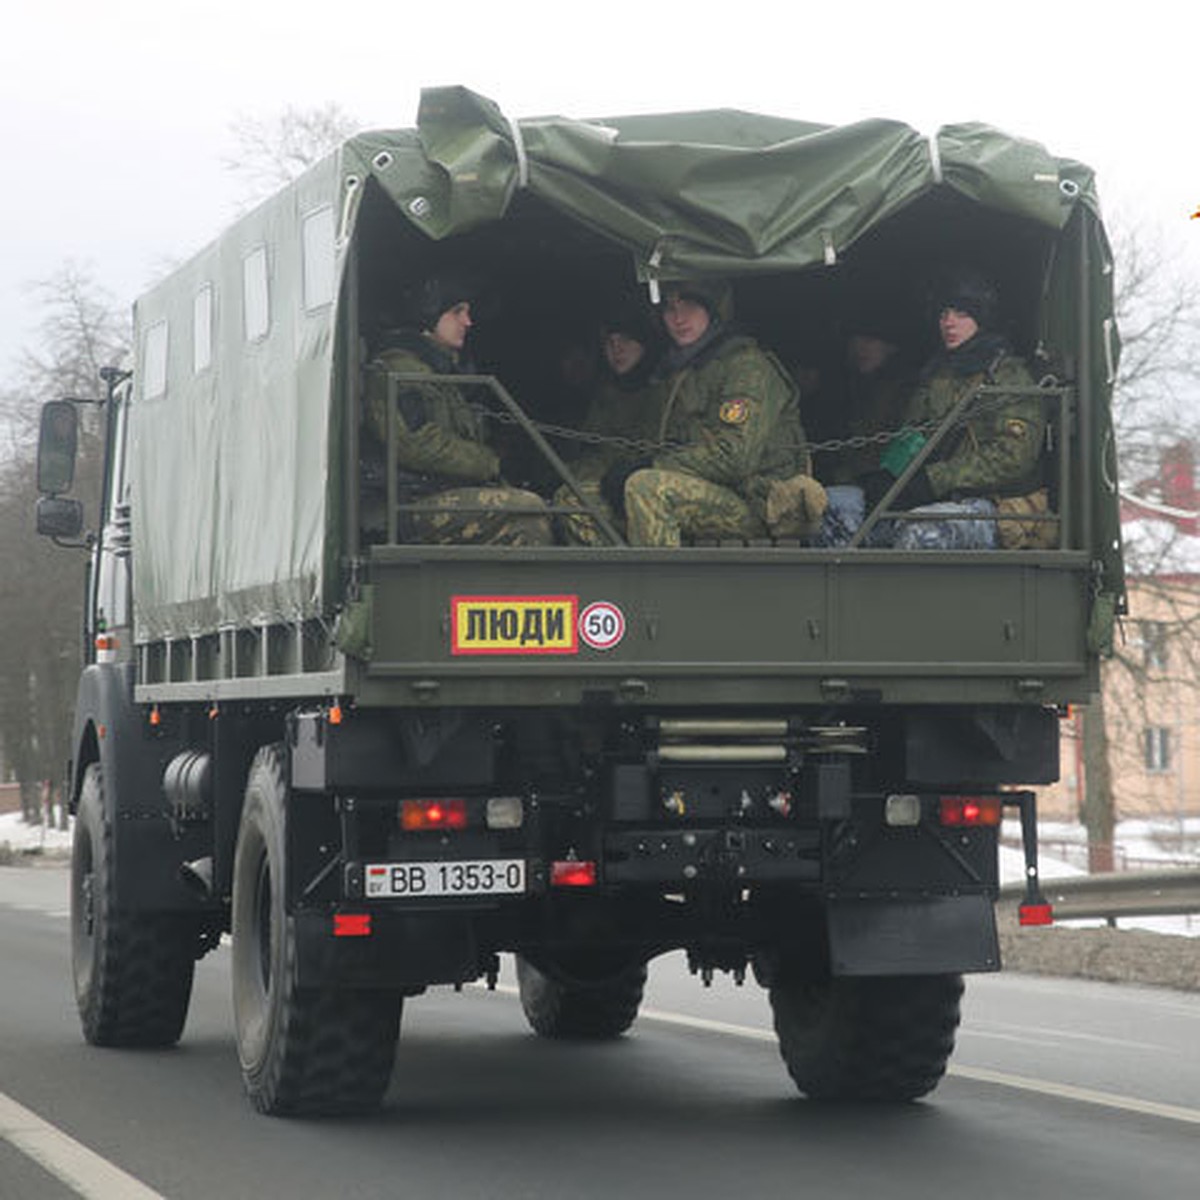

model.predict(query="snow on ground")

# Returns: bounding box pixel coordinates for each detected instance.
[1002,817,1200,937]
[0,810,73,857]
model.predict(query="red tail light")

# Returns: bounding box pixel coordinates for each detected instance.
[1019,903,1054,927]
[550,860,597,887]
[401,798,468,831]
[939,795,1002,827]
[333,913,372,937]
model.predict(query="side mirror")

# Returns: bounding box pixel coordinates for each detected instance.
[37,400,79,495]
[36,495,85,540]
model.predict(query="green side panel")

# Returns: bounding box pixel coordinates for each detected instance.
[357,548,1095,709]
[1042,200,1126,631]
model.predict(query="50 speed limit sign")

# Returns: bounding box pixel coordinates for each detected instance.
[578,601,626,651]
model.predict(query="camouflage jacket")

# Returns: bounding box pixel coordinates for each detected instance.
[904,339,1044,500]
[653,333,806,501]
[573,371,669,479]
[363,332,500,485]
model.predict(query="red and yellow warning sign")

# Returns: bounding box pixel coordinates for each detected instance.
[451,594,579,655]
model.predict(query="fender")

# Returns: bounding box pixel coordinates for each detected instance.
[70,661,206,912]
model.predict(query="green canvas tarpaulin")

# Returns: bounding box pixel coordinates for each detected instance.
[129,85,1123,645]
[347,86,1082,277]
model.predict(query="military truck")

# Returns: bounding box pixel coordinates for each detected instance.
[36,87,1124,1115]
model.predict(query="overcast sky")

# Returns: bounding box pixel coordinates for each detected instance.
[1,0,1194,383]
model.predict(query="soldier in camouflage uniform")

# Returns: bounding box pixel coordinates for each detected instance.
[362,273,552,546]
[621,279,806,547]
[820,273,1044,550]
[554,300,666,546]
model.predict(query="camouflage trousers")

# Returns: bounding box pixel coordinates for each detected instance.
[815,484,998,550]
[401,486,554,546]
[625,469,765,547]
[552,478,623,546]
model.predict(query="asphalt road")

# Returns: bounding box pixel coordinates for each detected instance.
[2,865,1198,1199]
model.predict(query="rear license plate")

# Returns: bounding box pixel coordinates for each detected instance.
[364,859,526,898]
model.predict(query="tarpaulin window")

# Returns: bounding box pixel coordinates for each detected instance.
[143,321,168,400]
[242,246,270,342]
[192,284,213,374]
[302,206,335,313]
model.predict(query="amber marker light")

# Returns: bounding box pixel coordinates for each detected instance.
[401,798,468,832]
[328,702,344,725]
[148,707,161,728]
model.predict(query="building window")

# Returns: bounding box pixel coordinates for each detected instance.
[243,246,270,342]
[193,284,213,373]
[143,321,169,399]
[302,206,336,312]
[1143,726,1172,773]
[1139,620,1169,671]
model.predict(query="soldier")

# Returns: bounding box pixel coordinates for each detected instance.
[362,272,552,546]
[824,324,913,485]
[822,272,1045,550]
[619,279,806,547]
[554,299,666,545]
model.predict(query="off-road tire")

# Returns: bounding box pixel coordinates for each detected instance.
[516,955,646,1040]
[769,973,963,1101]
[231,744,402,1115]
[71,763,197,1047]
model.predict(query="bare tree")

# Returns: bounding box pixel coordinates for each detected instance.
[1076,221,1200,868]
[0,266,125,820]
[224,103,360,208]
[2,263,126,453]
[1109,220,1200,482]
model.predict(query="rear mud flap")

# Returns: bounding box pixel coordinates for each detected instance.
[827,894,999,976]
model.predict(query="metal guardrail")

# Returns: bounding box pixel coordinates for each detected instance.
[999,868,1200,922]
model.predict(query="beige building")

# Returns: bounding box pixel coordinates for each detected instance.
[1040,444,1200,825]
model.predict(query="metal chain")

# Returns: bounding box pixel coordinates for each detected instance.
[462,381,1067,458]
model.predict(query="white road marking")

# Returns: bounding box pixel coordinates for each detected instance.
[949,1065,1200,1126]
[966,1019,1166,1053]
[944,1028,1065,1049]
[0,1090,166,1199]
[482,985,1200,1127]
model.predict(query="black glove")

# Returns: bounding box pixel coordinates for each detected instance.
[896,467,936,509]
[599,456,653,516]
[859,467,936,512]
[857,469,894,511]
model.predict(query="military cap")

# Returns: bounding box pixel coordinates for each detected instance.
[935,271,999,330]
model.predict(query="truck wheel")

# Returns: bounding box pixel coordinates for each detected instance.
[231,744,402,1115]
[71,763,197,1047]
[769,973,963,1101]
[516,955,646,1039]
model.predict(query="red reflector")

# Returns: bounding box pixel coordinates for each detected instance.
[401,798,468,831]
[1019,903,1054,927]
[551,860,597,887]
[333,913,372,937]
[939,795,1002,827]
